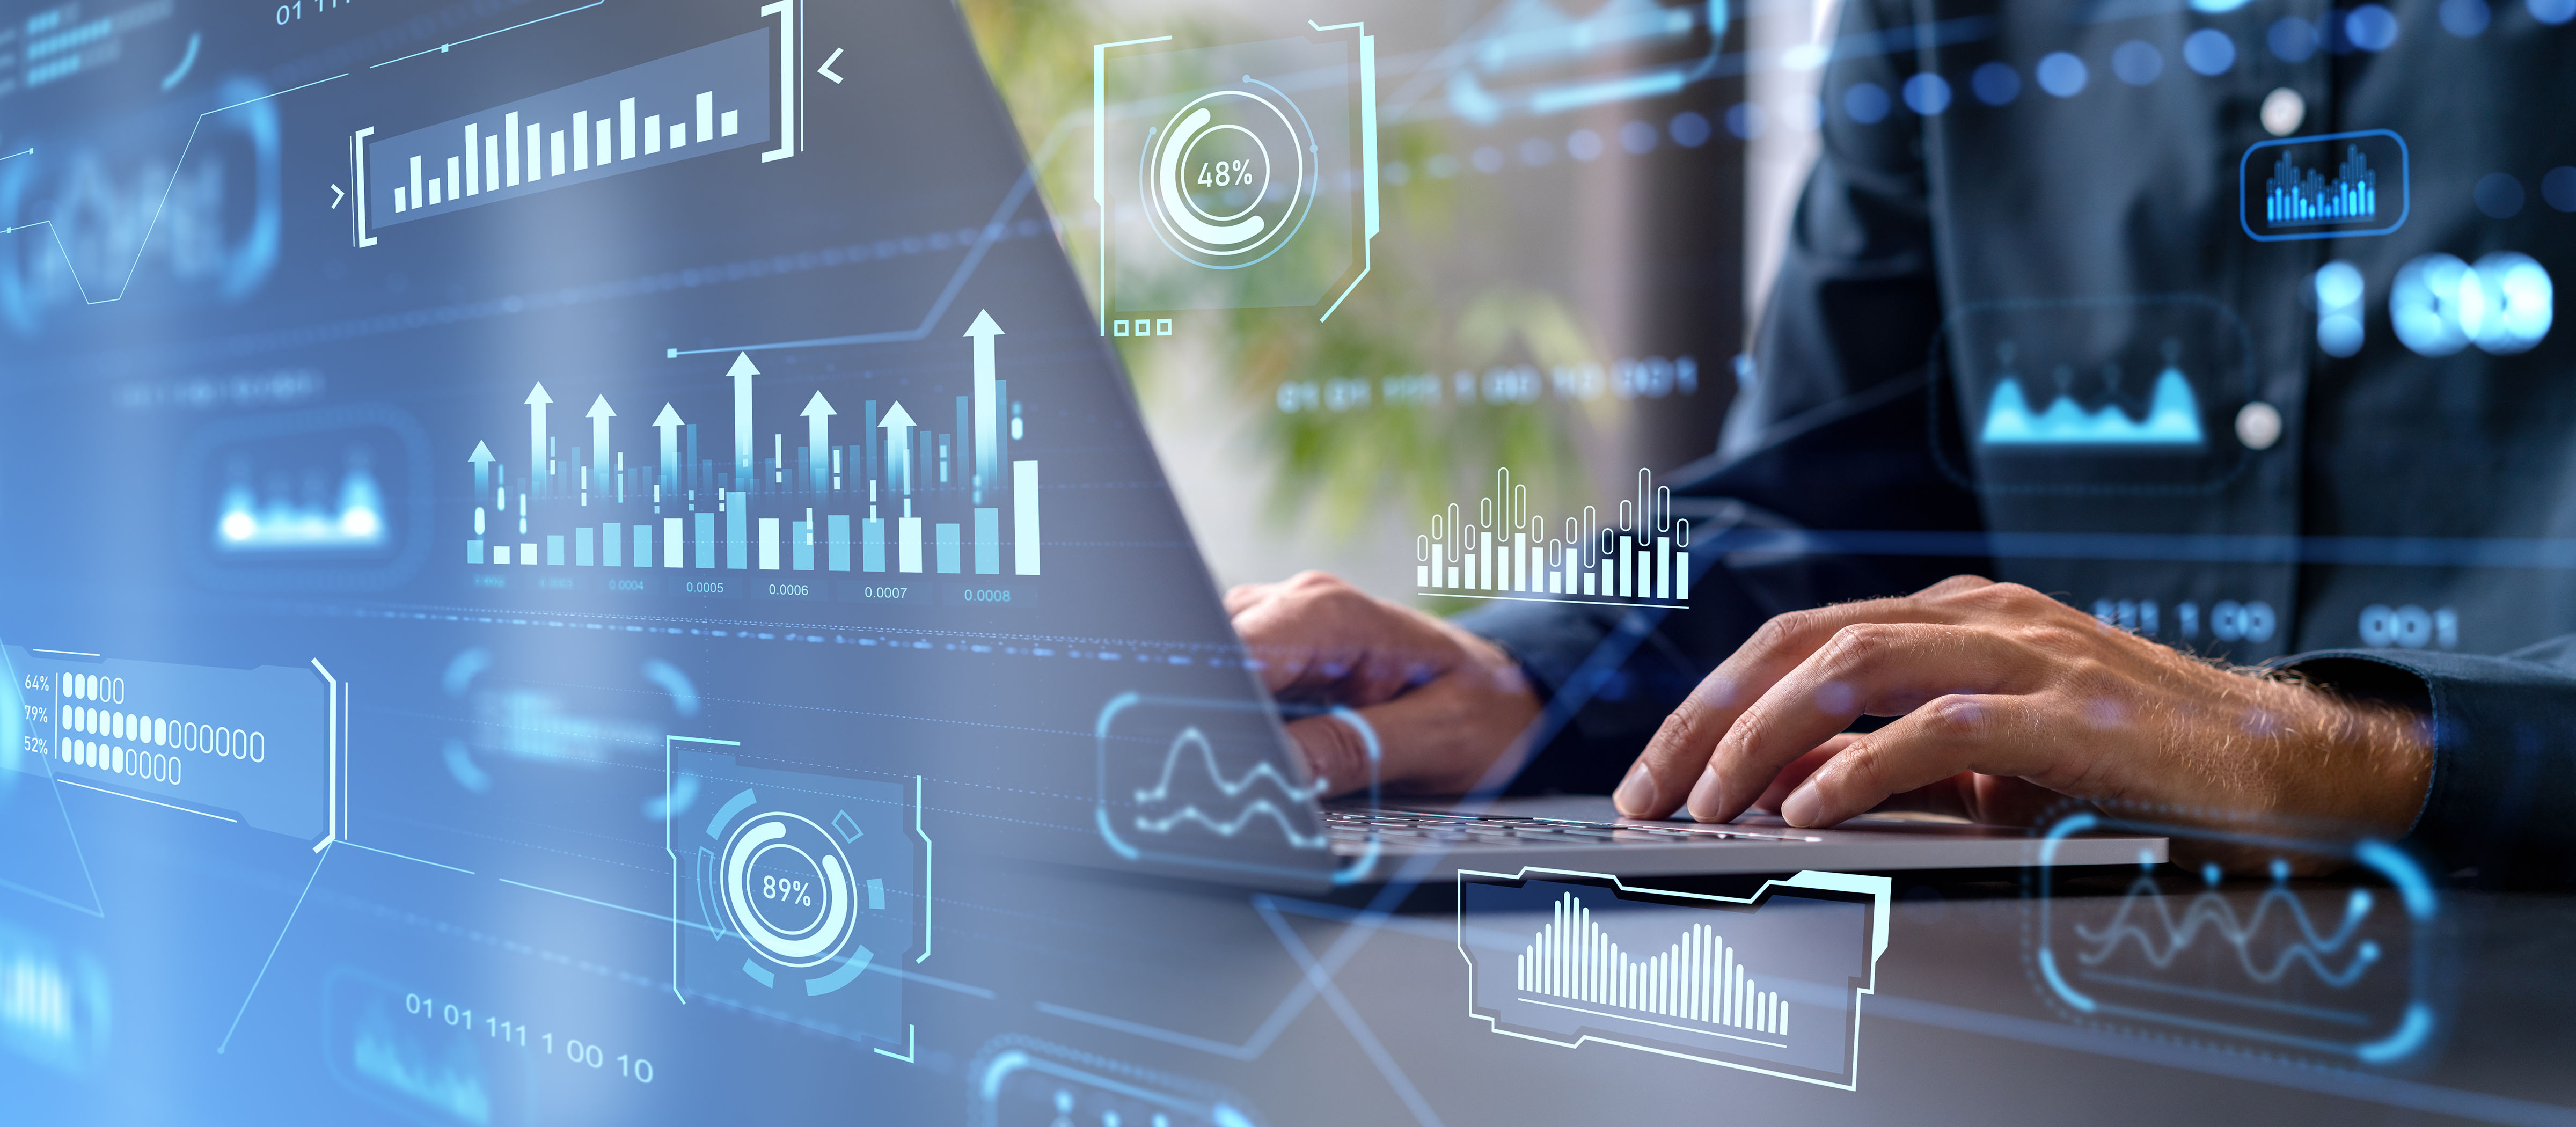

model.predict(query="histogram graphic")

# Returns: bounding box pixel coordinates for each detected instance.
[355,18,792,245]
[1974,338,2206,450]
[460,311,1040,601]
[1460,868,1889,1088]
[2238,130,2409,242]
[2263,143,2377,226]
[1416,468,1689,606]
[2031,813,2440,1064]
[1516,890,1791,1038]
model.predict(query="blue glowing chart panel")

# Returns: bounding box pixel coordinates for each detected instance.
[1931,295,2259,494]
[2029,815,2442,1066]
[2238,130,2409,243]
[1457,868,1889,1089]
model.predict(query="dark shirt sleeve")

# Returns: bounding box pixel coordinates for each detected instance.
[2281,642,2576,889]
[1460,0,1980,795]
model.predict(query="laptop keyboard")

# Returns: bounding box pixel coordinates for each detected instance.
[1322,810,1820,849]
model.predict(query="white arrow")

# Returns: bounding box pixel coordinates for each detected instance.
[818,47,846,84]
[725,353,757,493]
[587,395,615,496]
[654,404,685,498]
[524,383,553,497]
[331,184,345,209]
[468,440,496,496]
[801,391,836,494]
[877,401,916,496]
[965,310,1002,491]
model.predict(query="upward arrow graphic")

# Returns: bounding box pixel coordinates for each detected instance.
[965,309,1003,491]
[877,401,916,496]
[468,440,496,496]
[654,404,684,497]
[801,391,836,493]
[587,395,615,496]
[725,353,758,490]
[523,383,553,497]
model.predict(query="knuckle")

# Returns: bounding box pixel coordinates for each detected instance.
[1824,622,1898,664]
[1919,694,1987,737]
[1835,739,1891,795]
[1750,610,1814,652]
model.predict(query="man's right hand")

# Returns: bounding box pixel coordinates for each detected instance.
[1226,572,1542,796]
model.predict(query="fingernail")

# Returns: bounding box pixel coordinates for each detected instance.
[1685,766,1724,821]
[1612,760,1658,816]
[1780,783,1822,826]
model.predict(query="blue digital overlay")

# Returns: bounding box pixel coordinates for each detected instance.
[674,745,913,1047]
[970,1035,1266,1127]
[1094,694,1377,885]
[2029,814,2441,1064]
[1096,26,1378,320]
[1931,297,2258,494]
[1457,867,1890,1089]
[2239,130,2410,241]
[1980,366,2205,448]
[5,647,338,841]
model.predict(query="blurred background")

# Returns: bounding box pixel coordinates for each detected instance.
[957,0,1837,600]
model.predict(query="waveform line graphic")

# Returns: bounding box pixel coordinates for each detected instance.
[0,72,345,309]
[2075,874,2379,988]
[1516,891,1788,1038]
[1129,727,1324,848]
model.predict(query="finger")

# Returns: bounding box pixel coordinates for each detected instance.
[1775,694,2060,826]
[1282,672,1530,797]
[1747,736,1858,813]
[1690,624,2048,822]
[1616,596,1991,818]
[1223,580,1282,617]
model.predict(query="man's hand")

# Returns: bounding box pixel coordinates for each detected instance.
[1612,576,2434,841]
[1227,572,1540,796]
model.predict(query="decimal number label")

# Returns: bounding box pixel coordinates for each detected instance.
[673,579,742,598]
[751,580,826,602]
[838,582,924,603]
[946,583,1034,608]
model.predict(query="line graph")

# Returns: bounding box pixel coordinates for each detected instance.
[2076,869,2379,988]
[2031,814,2441,1065]
[0,72,347,309]
[1129,727,1327,848]
[1093,693,1377,884]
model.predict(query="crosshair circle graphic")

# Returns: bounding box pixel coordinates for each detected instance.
[1141,85,1315,268]
[718,809,858,970]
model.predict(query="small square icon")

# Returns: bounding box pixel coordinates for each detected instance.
[1156,319,1174,336]
[1112,319,1131,336]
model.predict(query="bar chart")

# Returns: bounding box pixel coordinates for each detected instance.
[2238,130,2409,243]
[359,28,773,236]
[1415,468,1689,606]
[2263,143,2377,226]
[1517,889,1789,1038]
[460,310,1042,591]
